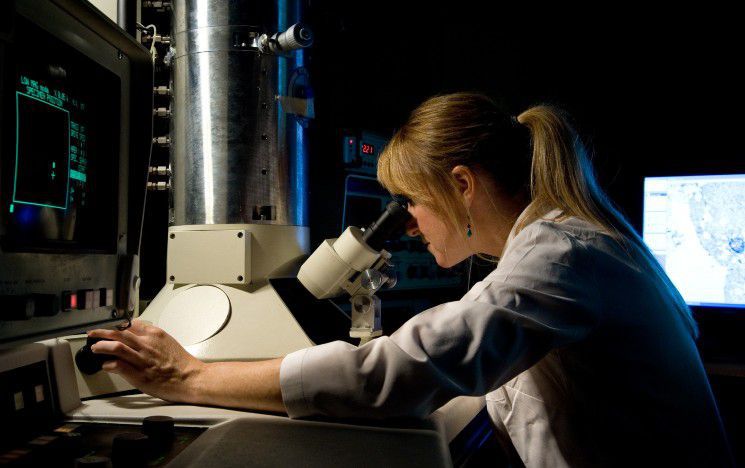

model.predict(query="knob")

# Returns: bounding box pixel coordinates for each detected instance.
[111,433,149,467]
[75,456,112,468]
[275,23,313,51]
[75,337,116,375]
[143,415,175,446]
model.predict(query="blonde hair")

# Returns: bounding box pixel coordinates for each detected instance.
[378,92,697,336]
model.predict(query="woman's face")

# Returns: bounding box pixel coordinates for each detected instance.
[405,203,470,268]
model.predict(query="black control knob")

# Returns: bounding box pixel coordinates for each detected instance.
[111,432,149,467]
[75,455,112,468]
[75,337,116,375]
[143,415,175,446]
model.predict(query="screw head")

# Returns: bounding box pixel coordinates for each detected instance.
[169,233,175,239]
[169,275,175,281]
[237,275,244,282]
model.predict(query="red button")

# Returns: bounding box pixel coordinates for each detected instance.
[62,291,77,311]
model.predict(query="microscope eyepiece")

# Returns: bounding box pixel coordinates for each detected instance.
[362,201,412,251]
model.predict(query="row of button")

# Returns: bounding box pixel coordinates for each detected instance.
[0,289,113,321]
[61,288,114,311]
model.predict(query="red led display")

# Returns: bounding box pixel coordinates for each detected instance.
[361,143,375,155]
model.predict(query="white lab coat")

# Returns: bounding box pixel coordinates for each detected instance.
[280,210,732,467]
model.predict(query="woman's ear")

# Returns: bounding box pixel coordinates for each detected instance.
[451,165,476,207]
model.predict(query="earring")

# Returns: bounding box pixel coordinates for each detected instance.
[466,222,472,238]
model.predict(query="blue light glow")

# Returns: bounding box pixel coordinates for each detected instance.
[295,118,307,226]
[17,205,36,225]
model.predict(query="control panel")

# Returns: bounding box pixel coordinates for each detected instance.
[0,419,204,467]
[0,343,203,467]
[0,262,127,347]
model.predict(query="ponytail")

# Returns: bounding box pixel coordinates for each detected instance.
[514,106,614,235]
[517,105,698,337]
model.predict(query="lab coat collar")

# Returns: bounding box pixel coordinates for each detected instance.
[505,205,563,245]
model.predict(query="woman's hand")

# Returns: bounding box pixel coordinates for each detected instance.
[88,320,205,404]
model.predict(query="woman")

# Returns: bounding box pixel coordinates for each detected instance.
[90,93,732,467]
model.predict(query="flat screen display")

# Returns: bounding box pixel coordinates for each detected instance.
[643,174,745,308]
[2,17,121,252]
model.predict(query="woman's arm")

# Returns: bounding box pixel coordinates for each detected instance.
[280,222,601,419]
[88,320,286,413]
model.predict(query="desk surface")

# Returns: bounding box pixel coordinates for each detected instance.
[67,394,486,468]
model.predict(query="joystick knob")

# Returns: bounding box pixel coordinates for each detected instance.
[75,337,116,375]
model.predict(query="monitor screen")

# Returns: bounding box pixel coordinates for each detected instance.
[1,16,121,253]
[643,174,745,309]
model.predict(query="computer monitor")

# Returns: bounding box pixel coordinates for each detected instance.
[643,174,745,309]
[0,0,152,346]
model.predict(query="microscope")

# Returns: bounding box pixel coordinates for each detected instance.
[298,200,411,344]
[76,200,412,372]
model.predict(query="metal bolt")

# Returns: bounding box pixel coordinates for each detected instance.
[170,233,175,239]
[237,276,244,282]
[261,134,268,141]
[169,275,175,281]
[237,232,243,238]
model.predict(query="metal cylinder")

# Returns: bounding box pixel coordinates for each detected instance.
[170,0,309,226]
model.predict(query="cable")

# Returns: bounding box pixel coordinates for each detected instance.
[136,23,158,61]
[466,255,474,292]
[138,30,156,258]
[327,299,351,320]
[145,24,157,60]
[118,27,157,331]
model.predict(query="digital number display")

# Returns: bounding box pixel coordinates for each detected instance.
[361,143,375,155]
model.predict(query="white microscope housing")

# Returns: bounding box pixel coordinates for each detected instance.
[298,226,383,300]
[298,200,410,342]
